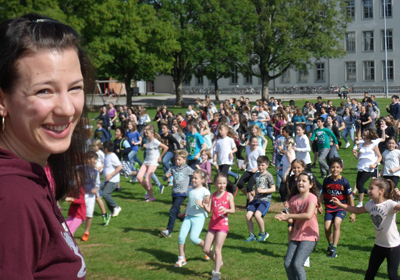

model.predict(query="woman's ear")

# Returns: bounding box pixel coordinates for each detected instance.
[0,88,8,117]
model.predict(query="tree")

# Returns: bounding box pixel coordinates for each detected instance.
[240,0,348,101]
[199,0,251,103]
[64,0,180,106]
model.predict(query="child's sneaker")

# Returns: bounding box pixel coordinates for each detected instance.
[159,185,164,194]
[211,272,221,280]
[356,202,363,207]
[159,230,171,238]
[102,213,111,226]
[328,247,338,258]
[326,244,333,254]
[257,232,269,242]
[245,233,256,242]
[81,232,89,241]
[174,258,187,267]
[112,206,122,217]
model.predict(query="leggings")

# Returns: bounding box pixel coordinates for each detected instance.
[66,216,83,235]
[284,240,317,280]
[236,145,245,160]
[365,244,400,280]
[137,164,157,191]
[356,171,374,194]
[279,181,289,203]
[178,215,206,245]
[237,171,256,192]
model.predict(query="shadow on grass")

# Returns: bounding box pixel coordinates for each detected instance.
[122,227,160,237]
[330,266,387,278]
[136,248,206,277]
[224,244,283,258]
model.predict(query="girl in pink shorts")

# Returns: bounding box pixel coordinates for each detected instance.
[203,173,235,280]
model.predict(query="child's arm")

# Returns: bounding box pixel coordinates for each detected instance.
[203,195,212,213]
[275,201,317,221]
[105,164,122,182]
[213,151,218,163]
[241,155,249,170]
[195,195,210,210]
[195,143,207,160]
[331,197,368,214]
[346,195,356,223]
[262,137,267,150]
[158,143,169,163]
[163,168,172,181]
[257,184,276,194]
[222,192,235,214]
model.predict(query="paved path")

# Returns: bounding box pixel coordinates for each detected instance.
[86,92,390,107]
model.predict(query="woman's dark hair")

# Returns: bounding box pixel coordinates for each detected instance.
[0,13,95,200]
[239,114,248,131]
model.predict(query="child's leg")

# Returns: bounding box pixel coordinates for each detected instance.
[284,240,300,280]
[96,196,107,215]
[84,218,92,234]
[167,196,186,233]
[245,211,255,234]
[65,217,83,235]
[102,181,119,212]
[365,245,388,280]
[290,241,317,280]
[84,194,96,233]
[332,216,344,247]
[214,231,228,273]
[254,210,265,233]
[324,219,333,245]
[203,231,216,261]
[318,148,330,174]
[178,217,192,257]
[145,165,157,198]
[188,215,206,248]
[137,164,149,189]
[386,244,400,280]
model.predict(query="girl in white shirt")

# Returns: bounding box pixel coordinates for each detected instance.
[137,124,168,202]
[294,124,311,172]
[379,137,400,188]
[332,178,400,280]
[353,128,382,207]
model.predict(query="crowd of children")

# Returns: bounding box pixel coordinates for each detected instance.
[65,93,400,280]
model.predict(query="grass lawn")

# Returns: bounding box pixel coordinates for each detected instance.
[62,97,397,279]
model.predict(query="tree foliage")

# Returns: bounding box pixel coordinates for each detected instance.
[240,0,348,101]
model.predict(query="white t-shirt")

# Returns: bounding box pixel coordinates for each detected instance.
[103,153,121,183]
[96,150,105,173]
[186,110,196,117]
[382,149,400,177]
[215,137,236,165]
[245,146,265,172]
[365,199,400,248]
[295,135,311,164]
[186,187,211,217]
[281,149,295,177]
[144,139,161,166]
[356,139,380,172]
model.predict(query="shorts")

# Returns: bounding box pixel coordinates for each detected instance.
[208,229,229,234]
[85,193,96,218]
[312,141,318,153]
[247,200,270,217]
[121,161,132,178]
[325,209,347,221]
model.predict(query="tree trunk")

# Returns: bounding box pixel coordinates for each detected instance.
[214,80,220,103]
[261,77,270,102]
[125,76,132,106]
[174,79,183,107]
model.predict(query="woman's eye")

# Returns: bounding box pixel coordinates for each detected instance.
[70,86,83,92]
[37,89,52,95]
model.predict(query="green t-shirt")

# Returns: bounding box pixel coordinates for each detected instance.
[310,127,338,150]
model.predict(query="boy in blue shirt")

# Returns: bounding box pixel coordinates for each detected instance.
[93,120,110,143]
[319,158,355,258]
[185,119,206,169]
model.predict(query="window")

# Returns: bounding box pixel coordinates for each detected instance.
[258,78,262,85]
[315,63,325,82]
[383,60,394,80]
[183,76,191,86]
[196,69,203,85]
[146,80,155,92]
[298,70,308,82]
[244,75,253,85]
[382,30,393,51]
[363,31,374,51]
[382,0,392,17]
[346,32,356,52]
[346,62,357,81]
[346,1,355,19]
[209,78,215,86]
[230,67,238,84]
[363,0,373,19]
[281,70,290,83]
[364,61,375,81]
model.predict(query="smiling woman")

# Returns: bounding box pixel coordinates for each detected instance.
[0,13,93,279]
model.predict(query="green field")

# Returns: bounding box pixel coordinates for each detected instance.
[63,97,397,280]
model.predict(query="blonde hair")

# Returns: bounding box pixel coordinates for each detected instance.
[249,124,263,137]
[174,150,188,159]
[285,137,295,152]
[92,139,103,149]
[201,149,212,159]
[145,124,161,141]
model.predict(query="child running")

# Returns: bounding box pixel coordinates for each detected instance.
[319,158,355,258]
[275,172,319,280]
[380,137,400,188]
[175,170,210,268]
[245,156,275,242]
[159,150,194,238]
[137,124,169,201]
[203,173,235,280]
[81,151,101,241]
[65,187,86,236]
[332,178,400,280]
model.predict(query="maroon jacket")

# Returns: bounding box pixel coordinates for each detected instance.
[0,148,86,279]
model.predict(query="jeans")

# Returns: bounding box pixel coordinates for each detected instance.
[266,125,274,142]
[162,151,174,172]
[318,148,330,175]
[342,125,355,145]
[228,170,238,180]
[128,149,143,167]
[284,240,317,280]
[178,215,206,245]
[328,145,339,161]
[102,181,119,212]
[167,196,187,233]
[275,153,283,190]
[306,124,313,133]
